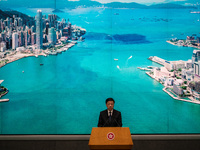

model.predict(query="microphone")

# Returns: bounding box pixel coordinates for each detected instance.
[114,118,121,127]
[103,117,110,127]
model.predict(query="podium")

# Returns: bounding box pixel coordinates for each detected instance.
[88,127,133,150]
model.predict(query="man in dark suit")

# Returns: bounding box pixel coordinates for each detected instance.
[98,98,122,127]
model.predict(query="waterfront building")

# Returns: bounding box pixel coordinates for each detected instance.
[12,32,18,50]
[173,80,184,96]
[170,60,185,70]
[186,36,195,41]
[48,27,56,44]
[185,60,192,69]
[60,37,67,43]
[192,50,200,63]
[164,61,174,71]
[0,41,6,52]
[153,67,175,79]
[36,10,43,50]
[16,47,25,52]
[189,81,200,101]
[164,78,174,86]
[182,69,193,81]
[194,62,200,82]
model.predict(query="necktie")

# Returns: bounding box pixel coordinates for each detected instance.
[109,111,112,122]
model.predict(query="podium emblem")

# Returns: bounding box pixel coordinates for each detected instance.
[107,132,115,140]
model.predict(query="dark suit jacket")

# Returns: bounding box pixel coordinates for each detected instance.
[98,109,122,127]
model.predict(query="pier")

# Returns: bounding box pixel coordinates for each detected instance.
[148,56,165,66]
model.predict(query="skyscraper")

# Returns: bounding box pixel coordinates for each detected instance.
[18,31,24,46]
[24,30,28,47]
[48,27,56,44]
[36,10,43,50]
[192,50,200,63]
[12,32,18,50]
[31,33,36,45]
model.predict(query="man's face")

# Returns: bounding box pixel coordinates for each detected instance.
[106,101,114,111]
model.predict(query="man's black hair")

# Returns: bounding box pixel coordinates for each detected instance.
[105,98,115,104]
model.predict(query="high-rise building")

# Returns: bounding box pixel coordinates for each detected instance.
[31,26,35,33]
[6,17,10,28]
[18,31,24,46]
[48,27,56,44]
[12,32,18,49]
[14,19,17,27]
[45,23,49,35]
[192,50,200,63]
[31,33,36,45]
[36,10,43,50]
[194,62,200,76]
[24,30,28,47]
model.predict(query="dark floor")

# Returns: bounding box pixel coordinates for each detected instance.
[0,140,200,150]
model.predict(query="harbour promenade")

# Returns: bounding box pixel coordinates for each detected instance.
[146,72,200,105]
[0,42,77,68]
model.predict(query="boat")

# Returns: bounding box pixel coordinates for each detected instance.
[0,99,9,102]
[40,64,44,66]
[190,11,200,14]
[114,58,118,61]
[147,66,154,69]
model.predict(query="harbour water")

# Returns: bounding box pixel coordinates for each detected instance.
[0,7,200,134]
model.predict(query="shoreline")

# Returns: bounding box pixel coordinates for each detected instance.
[166,40,200,49]
[0,41,77,101]
[0,42,77,69]
[146,72,200,105]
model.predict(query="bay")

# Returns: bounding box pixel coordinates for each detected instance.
[0,7,200,134]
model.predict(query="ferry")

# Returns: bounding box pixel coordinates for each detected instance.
[190,11,200,14]
[0,99,9,102]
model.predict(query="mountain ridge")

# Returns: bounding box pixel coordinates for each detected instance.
[0,1,197,9]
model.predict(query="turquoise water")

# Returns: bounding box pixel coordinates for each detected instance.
[1,8,200,134]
